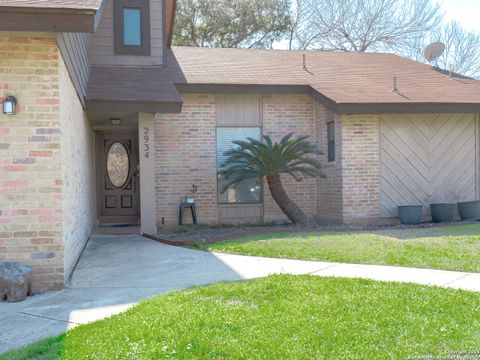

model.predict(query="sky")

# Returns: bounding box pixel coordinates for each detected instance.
[442,0,480,32]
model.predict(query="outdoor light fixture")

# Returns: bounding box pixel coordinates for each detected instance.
[2,95,17,115]
[110,118,121,126]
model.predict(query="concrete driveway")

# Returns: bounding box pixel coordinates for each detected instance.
[1,233,478,354]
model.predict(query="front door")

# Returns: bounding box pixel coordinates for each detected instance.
[97,131,140,224]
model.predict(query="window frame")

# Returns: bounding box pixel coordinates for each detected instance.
[114,0,151,56]
[327,121,335,162]
[216,126,263,205]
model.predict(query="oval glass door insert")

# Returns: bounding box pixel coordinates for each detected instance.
[107,142,130,188]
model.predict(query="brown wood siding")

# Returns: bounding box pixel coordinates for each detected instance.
[380,113,477,218]
[88,0,164,66]
[215,94,262,126]
[57,32,90,106]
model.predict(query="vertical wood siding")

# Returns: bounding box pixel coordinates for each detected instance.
[57,32,90,106]
[88,0,164,66]
[215,94,262,126]
[380,113,478,218]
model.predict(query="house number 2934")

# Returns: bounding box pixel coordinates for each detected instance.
[143,126,150,159]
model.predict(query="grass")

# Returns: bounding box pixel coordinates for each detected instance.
[200,223,480,273]
[2,275,480,359]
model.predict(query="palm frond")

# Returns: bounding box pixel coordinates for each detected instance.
[220,133,324,192]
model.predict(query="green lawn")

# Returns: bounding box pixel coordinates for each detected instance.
[2,275,480,359]
[201,223,480,272]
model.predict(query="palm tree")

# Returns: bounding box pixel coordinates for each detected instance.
[220,133,323,225]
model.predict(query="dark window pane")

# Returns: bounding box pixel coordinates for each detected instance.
[218,175,261,203]
[327,121,335,162]
[123,8,141,46]
[216,127,262,203]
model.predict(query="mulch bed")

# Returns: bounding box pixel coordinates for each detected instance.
[143,220,472,247]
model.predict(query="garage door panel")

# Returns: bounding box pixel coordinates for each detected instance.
[380,113,477,218]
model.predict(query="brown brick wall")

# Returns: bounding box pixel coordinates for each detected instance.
[59,53,95,280]
[315,102,343,223]
[262,94,317,222]
[0,33,64,291]
[154,93,322,226]
[153,95,386,226]
[154,94,218,226]
[341,114,381,223]
[0,33,94,291]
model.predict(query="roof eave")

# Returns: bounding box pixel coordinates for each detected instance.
[0,3,104,33]
[336,102,480,114]
[85,99,183,114]
[176,84,480,114]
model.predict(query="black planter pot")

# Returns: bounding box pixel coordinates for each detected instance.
[457,200,480,221]
[430,203,456,223]
[397,205,422,225]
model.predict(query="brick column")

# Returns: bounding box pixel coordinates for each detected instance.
[341,114,381,223]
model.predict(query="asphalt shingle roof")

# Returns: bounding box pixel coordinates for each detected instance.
[171,46,480,105]
[87,46,480,112]
[0,0,103,11]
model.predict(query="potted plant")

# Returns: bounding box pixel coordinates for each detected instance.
[183,184,198,204]
[397,205,422,225]
[457,200,480,221]
[430,203,456,223]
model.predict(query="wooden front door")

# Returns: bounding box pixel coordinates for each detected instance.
[97,131,140,224]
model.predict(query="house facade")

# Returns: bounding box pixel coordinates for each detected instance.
[1,0,480,292]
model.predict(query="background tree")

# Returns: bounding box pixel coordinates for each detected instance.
[220,134,323,225]
[404,21,480,79]
[289,0,480,78]
[289,0,442,52]
[172,0,291,48]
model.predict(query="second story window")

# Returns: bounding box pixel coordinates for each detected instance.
[123,8,142,46]
[114,0,151,56]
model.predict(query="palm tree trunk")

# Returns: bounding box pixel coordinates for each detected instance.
[266,173,309,225]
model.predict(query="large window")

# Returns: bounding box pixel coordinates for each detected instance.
[114,0,150,55]
[327,121,335,162]
[216,127,262,204]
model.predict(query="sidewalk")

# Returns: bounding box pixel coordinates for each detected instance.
[211,252,480,292]
[1,235,478,354]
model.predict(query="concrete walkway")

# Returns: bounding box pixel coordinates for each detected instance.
[1,234,479,354]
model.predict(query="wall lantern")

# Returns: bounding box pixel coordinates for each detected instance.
[3,95,17,115]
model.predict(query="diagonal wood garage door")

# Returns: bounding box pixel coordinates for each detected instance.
[380,113,478,218]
